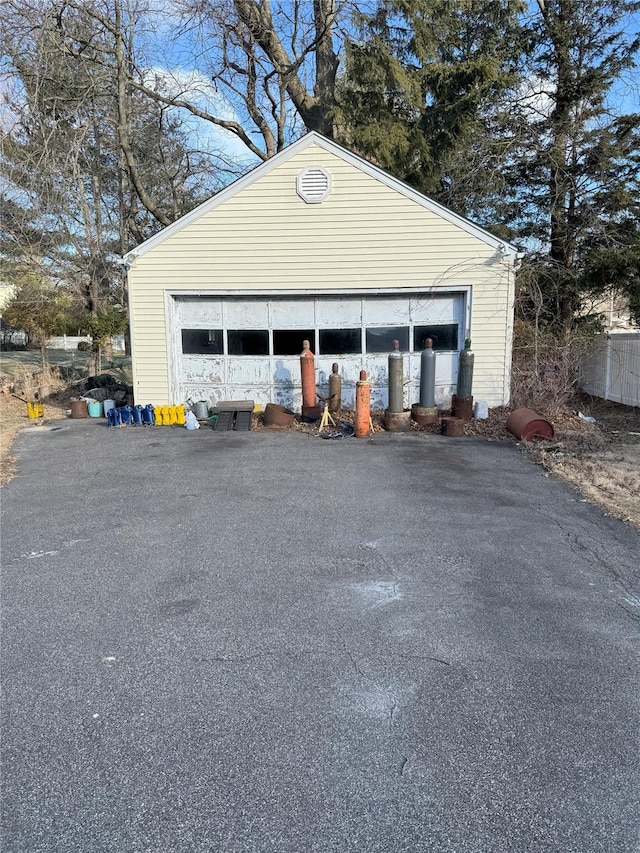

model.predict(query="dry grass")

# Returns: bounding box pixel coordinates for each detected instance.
[470,399,640,529]
[521,399,640,529]
[0,350,132,486]
[506,321,640,527]
[551,447,640,527]
[0,393,67,486]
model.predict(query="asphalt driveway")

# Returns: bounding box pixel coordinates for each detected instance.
[1,421,639,852]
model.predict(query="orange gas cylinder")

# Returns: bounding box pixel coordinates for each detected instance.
[355,370,370,438]
[300,340,317,409]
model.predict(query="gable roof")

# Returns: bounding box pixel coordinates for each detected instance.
[122,132,520,266]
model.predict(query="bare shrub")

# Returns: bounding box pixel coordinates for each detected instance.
[16,365,64,401]
[510,319,593,414]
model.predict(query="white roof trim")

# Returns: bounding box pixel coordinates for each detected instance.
[123,132,519,265]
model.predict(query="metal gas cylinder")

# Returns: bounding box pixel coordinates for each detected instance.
[419,338,436,408]
[388,340,404,413]
[328,363,342,413]
[300,339,317,410]
[457,338,474,398]
[355,370,370,438]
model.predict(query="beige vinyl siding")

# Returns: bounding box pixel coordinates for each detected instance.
[129,143,515,406]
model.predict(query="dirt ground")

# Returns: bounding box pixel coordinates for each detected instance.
[466,397,640,529]
[1,386,638,528]
[0,394,68,486]
[0,350,133,485]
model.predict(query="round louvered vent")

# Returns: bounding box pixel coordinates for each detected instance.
[296,166,331,204]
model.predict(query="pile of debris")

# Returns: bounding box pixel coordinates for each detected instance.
[56,373,133,407]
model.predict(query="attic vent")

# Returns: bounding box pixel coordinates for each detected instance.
[297,166,331,204]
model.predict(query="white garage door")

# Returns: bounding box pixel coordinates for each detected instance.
[172,293,465,410]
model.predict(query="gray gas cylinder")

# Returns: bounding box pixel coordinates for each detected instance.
[388,340,404,413]
[419,338,436,408]
[457,338,474,398]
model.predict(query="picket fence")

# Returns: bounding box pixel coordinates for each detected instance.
[46,335,126,351]
[580,332,640,408]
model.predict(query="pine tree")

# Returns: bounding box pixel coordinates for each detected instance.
[501,0,640,331]
[337,0,523,194]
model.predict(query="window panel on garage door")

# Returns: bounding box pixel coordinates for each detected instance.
[319,328,362,354]
[227,329,269,355]
[273,330,315,355]
[366,326,409,352]
[413,324,459,351]
[181,329,224,354]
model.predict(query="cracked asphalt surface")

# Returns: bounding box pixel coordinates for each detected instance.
[1,421,639,852]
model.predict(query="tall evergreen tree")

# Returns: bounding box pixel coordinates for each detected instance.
[513,0,640,330]
[337,1,524,194]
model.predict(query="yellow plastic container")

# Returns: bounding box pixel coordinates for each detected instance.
[152,404,185,425]
[27,402,44,419]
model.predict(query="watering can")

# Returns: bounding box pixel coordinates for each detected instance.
[192,400,209,419]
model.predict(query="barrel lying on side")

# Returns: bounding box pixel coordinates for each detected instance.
[506,408,554,440]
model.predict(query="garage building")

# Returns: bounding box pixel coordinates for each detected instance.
[123,132,520,411]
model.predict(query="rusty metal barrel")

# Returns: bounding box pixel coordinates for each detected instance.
[506,408,554,440]
[441,416,464,437]
[70,400,88,419]
[263,403,295,428]
[452,394,474,421]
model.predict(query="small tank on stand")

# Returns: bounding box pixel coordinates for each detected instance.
[355,370,370,438]
[452,338,474,420]
[300,339,321,421]
[384,340,411,432]
[412,338,439,427]
[328,363,342,414]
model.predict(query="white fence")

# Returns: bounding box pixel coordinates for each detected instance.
[580,332,640,408]
[46,335,126,351]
